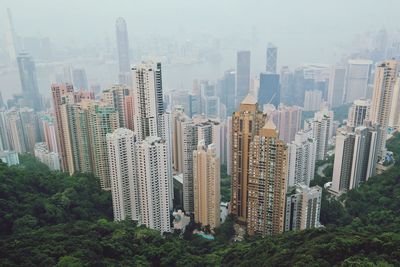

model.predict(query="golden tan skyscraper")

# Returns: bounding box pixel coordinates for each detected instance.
[193,141,220,229]
[247,118,288,236]
[231,95,266,221]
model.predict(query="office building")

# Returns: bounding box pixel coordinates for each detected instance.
[347,99,370,127]
[327,66,346,108]
[218,69,236,115]
[266,43,278,73]
[247,118,288,236]
[17,53,43,111]
[231,95,267,221]
[72,68,89,90]
[285,185,321,231]
[193,142,221,229]
[370,60,398,160]
[345,60,372,103]
[287,129,317,187]
[258,72,280,108]
[304,90,322,111]
[115,17,131,84]
[235,51,251,107]
[279,66,293,105]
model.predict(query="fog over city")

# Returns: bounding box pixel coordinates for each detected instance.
[1,0,400,100]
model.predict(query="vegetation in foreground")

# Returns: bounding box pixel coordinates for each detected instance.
[0,134,400,266]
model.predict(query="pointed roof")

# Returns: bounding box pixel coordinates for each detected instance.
[263,117,276,130]
[241,94,257,105]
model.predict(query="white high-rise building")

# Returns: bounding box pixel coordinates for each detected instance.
[327,66,346,108]
[330,125,378,195]
[304,90,322,111]
[132,62,165,141]
[137,136,171,233]
[347,99,370,127]
[370,60,398,160]
[193,141,221,229]
[107,128,139,222]
[285,184,321,231]
[287,129,317,187]
[304,108,333,160]
[345,60,372,103]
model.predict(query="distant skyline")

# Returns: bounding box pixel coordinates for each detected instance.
[1,0,399,67]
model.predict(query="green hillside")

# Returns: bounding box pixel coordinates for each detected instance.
[1,134,400,266]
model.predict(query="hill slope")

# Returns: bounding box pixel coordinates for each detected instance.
[1,135,400,266]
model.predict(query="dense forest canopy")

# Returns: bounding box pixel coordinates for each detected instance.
[0,134,400,266]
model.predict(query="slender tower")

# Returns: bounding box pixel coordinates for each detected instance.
[115,17,131,84]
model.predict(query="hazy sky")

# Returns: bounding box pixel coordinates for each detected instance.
[2,0,400,66]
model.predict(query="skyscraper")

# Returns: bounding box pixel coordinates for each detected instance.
[247,118,288,236]
[3,8,19,63]
[345,60,372,103]
[327,65,346,108]
[17,53,42,111]
[218,69,236,115]
[330,125,378,195]
[266,104,302,144]
[4,108,39,153]
[72,68,89,90]
[107,128,139,222]
[303,90,322,111]
[101,85,131,128]
[136,136,171,233]
[266,43,278,73]
[287,129,317,187]
[347,99,370,127]
[132,62,165,141]
[258,72,280,108]
[231,95,266,221]
[193,142,221,229]
[370,60,398,160]
[51,83,74,172]
[87,102,119,190]
[285,184,321,231]
[235,51,251,107]
[389,75,400,129]
[115,17,131,85]
[304,108,333,160]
